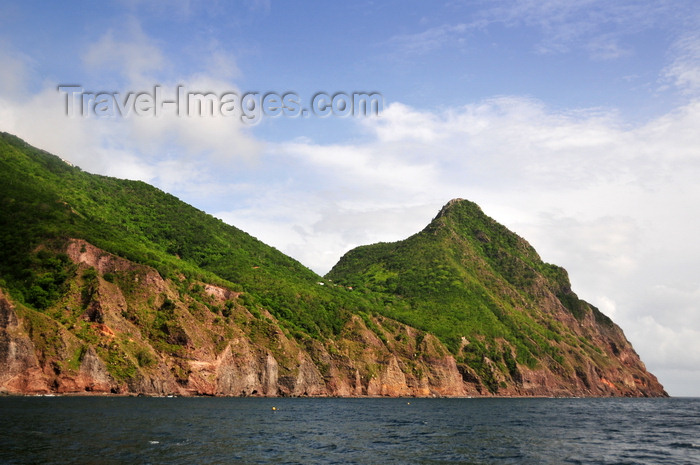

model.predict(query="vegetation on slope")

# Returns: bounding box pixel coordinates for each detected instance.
[326,199,612,391]
[0,132,364,340]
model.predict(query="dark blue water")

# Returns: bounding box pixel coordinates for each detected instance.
[1,397,698,464]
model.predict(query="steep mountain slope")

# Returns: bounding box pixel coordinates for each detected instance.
[0,132,350,339]
[327,199,666,396]
[0,133,666,396]
[0,132,469,396]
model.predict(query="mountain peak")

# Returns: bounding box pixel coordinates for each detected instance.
[424,198,488,236]
[434,198,483,220]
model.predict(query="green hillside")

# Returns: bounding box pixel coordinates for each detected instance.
[327,199,614,389]
[0,132,361,339]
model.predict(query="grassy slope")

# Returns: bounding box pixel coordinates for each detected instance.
[0,132,367,339]
[326,199,613,388]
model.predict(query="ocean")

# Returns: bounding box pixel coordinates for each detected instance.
[1,397,698,464]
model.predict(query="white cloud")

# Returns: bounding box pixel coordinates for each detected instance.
[369,102,445,143]
[348,98,634,192]
[0,19,261,191]
[206,47,241,81]
[217,193,441,273]
[0,84,107,171]
[80,24,262,165]
[663,32,700,95]
[633,316,700,370]
[278,139,438,196]
[652,368,700,397]
[0,42,31,96]
[83,19,167,85]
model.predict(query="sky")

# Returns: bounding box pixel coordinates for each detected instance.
[1,0,699,396]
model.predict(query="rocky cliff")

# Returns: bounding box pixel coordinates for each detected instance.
[0,238,665,397]
[0,240,475,397]
[327,199,667,398]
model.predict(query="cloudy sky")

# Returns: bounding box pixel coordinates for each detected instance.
[1,0,699,396]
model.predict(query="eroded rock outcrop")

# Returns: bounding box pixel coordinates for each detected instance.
[0,240,666,397]
[0,289,50,394]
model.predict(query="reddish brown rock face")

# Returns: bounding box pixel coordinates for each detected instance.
[0,289,51,394]
[0,240,666,398]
